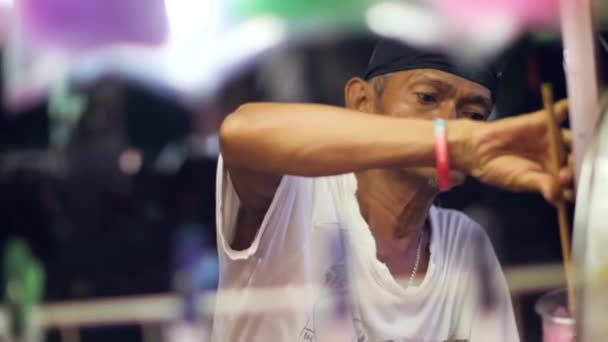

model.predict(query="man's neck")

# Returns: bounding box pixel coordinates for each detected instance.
[355,168,436,253]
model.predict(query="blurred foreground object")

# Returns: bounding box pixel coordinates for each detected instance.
[2,238,45,342]
[0,0,12,44]
[18,0,167,48]
[563,0,605,339]
[164,225,218,342]
[3,0,169,109]
[572,92,608,341]
[0,264,565,338]
[558,0,600,183]
[2,0,284,108]
[2,0,565,110]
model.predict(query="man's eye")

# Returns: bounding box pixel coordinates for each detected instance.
[416,93,438,104]
[467,112,486,121]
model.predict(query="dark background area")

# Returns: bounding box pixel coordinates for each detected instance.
[1,32,606,341]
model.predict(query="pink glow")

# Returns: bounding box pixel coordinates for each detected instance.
[435,0,560,32]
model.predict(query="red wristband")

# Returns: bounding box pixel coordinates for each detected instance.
[434,119,451,191]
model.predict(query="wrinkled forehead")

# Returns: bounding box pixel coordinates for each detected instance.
[389,69,492,98]
[375,69,494,113]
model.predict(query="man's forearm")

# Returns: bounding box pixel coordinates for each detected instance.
[219,102,473,176]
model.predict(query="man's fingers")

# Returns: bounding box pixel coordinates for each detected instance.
[541,175,561,205]
[559,167,573,186]
[561,129,572,151]
[563,189,575,203]
[516,171,561,204]
[553,99,569,124]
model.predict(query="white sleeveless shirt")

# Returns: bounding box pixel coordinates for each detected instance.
[212,156,519,342]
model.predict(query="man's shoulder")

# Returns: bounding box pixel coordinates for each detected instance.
[430,206,491,252]
[431,206,485,234]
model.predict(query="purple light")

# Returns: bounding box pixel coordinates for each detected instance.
[19,0,168,48]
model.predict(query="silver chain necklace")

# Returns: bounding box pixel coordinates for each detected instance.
[407,229,425,288]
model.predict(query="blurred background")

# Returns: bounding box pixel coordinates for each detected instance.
[0,0,607,341]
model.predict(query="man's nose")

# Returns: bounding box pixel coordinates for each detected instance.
[436,104,458,120]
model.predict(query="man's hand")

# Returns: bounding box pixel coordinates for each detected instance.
[452,99,573,204]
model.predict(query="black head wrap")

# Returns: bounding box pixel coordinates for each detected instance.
[364,39,500,97]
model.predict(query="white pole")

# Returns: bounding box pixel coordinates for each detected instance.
[559,0,600,186]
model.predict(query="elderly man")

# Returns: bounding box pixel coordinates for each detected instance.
[212,39,571,341]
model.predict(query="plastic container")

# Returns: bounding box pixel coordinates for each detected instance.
[535,288,575,342]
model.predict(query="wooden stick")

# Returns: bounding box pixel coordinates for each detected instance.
[541,83,575,314]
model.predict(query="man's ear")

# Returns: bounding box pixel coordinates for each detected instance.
[344,77,376,113]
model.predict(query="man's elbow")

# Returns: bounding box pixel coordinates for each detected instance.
[219,112,243,162]
[219,104,261,165]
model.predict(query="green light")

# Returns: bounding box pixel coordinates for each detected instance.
[229,0,372,29]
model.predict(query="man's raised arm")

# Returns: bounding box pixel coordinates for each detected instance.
[220,100,571,205]
[220,102,458,177]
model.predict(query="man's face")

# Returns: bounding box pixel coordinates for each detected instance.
[372,68,493,188]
